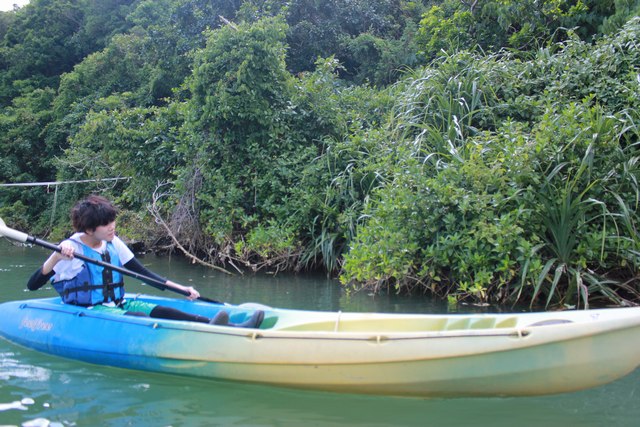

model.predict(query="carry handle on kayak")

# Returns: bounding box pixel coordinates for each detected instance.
[0,217,222,304]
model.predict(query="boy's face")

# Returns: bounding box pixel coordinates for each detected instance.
[90,221,116,242]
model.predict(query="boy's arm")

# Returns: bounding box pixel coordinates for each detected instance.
[27,267,54,290]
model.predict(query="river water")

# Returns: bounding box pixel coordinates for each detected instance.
[1,240,639,426]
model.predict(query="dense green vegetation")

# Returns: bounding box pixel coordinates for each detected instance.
[1,0,640,308]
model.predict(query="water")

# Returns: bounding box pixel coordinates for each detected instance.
[1,240,639,426]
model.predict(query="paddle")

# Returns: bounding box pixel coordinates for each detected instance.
[0,217,222,304]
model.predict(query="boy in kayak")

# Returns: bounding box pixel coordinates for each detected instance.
[26,195,263,328]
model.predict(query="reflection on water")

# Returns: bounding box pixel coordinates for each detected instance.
[2,343,639,427]
[0,398,33,412]
[0,353,51,382]
[1,240,639,426]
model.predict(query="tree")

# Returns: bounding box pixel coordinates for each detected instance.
[417,0,616,60]
[182,17,303,243]
[0,87,56,230]
[0,0,84,104]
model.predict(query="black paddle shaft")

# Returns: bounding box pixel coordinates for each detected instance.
[25,235,222,304]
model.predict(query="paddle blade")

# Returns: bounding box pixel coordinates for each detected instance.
[0,218,29,243]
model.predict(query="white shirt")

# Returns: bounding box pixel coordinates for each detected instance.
[52,233,134,281]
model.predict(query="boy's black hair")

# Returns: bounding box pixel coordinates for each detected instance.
[71,195,118,232]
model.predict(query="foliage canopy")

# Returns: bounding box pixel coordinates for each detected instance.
[1,0,640,308]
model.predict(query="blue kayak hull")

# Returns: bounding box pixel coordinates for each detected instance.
[0,294,260,376]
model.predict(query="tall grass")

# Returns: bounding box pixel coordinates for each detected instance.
[524,105,640,308]
[531,144,605,308]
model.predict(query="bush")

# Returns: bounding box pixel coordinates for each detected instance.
[341,21,640,307]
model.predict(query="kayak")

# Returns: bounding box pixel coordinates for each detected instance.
[1,293,640,398]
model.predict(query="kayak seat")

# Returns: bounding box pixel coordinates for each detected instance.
[277,316,519,332]
[277,318,450,332]
[442,317,518,331]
